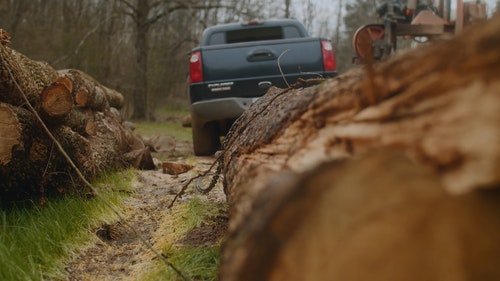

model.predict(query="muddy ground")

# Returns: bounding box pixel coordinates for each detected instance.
[64,140,227,280]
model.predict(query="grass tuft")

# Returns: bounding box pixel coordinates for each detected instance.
[134,121,192,142]
[142,247,220,281]
[139,196,226,281]
[154,99,190,118]
[0,169,135,281]
[135,99,192,141]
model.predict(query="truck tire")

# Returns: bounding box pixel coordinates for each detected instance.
[192,119,220,156]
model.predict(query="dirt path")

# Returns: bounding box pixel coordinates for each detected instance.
[64,142,226,280]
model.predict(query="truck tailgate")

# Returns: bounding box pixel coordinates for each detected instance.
[201,37,325,81]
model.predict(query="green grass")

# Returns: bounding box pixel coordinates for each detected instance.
[142,247,220,281]
[154,100,190,118]
[0,169,135,281]
[134,99,193,142]
[139,197,226,281]
[175,197,222,231]
[134,121,192,142]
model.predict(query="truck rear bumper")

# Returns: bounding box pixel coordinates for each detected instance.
[190,97,257,122]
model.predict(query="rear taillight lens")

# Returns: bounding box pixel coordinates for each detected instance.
[189,51,203,84]
[321,40,336,71]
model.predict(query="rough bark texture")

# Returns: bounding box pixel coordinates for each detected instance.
[219,16,500,280]
[0,43,57,106]
[0,37,149,202]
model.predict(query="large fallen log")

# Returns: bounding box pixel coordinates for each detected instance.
[0,43,57,107]
[219,15,500,280]
[0,31,151,202]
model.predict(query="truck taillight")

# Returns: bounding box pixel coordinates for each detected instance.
[321,40,336,71]
[189,51,203,84]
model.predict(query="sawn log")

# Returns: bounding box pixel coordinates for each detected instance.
[0,31,152,202]
[218,15,500,281]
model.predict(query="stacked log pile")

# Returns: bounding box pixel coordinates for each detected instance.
[219,15,500,280]
[0,30,147,201]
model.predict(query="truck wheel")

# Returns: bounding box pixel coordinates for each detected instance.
[192,119,220,156]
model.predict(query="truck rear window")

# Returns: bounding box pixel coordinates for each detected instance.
[227,26,282,44]
[206,25,302,45]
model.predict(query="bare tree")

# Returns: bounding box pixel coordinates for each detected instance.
[302,0,315,32]
[334,0,344,46]
[117,0,154,120]
[1,0,358,120]
[284,0,291,18]
[0,0,30,36]
[118,0,235,120]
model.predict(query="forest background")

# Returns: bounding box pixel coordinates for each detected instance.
[1,0,498,120]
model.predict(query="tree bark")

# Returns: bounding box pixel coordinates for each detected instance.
[0,43,57,106]
[64,107,96,136]
[222,150,500,281]
[218,16,500,281]
[131,0,151,120]
[132,23,149,120]
[0,101,59,199]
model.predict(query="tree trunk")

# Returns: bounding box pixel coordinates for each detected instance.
[219,16,500,281]
[133,29,149,120]
[0,36,152,202]
[131,0,150,120]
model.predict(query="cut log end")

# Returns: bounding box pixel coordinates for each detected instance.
[75,88,89,107]
[55,76,73,93]
[40,83,73,121]
[84,119,97,136]
[0,103,21,165]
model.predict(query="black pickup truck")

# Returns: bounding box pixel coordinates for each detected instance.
[188,19,337,155]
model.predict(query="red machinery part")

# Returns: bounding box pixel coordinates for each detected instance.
[352,24,385,60]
